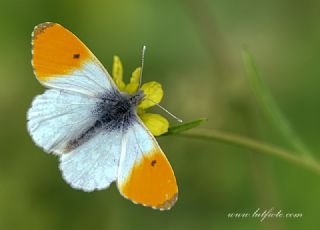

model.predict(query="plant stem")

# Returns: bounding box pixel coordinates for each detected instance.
[175,128,320,174]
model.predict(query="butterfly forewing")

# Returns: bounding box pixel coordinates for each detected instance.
[32,22,117,96]
[117,120,178,210]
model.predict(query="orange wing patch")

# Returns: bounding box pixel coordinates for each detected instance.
[119,149,178,210]
[32,22,91,81]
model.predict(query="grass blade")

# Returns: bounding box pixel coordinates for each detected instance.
[242,49,313,159]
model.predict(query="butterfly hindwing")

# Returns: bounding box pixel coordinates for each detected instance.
[59,128,123,191]
[117,120,178,210]
[32,22,117,96]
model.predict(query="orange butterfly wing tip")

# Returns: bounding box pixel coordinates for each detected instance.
[31,22,91,81]
[119,149,178,210]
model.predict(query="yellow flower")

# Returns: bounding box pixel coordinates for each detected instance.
[112,56,169,136]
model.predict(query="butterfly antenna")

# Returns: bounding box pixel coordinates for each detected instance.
[138,45,146,89]
[138,46,182,123]
[145,98,183,123]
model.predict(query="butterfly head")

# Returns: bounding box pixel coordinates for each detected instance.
[128,89,144,107]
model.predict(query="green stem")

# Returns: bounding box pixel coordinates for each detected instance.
[175,128,320,174]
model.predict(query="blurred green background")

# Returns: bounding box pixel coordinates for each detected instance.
[1,0,320,229]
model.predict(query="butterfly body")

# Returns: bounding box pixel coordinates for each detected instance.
[96,89,145,129]
[65,89,144,152]
[27,22,178,210]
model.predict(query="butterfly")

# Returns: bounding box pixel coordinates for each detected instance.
[27,22,178,210]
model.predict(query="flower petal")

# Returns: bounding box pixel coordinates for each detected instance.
[125,67,141,94]
[139,81,163,109]
[112,56,125,90]
[139,113,169,136]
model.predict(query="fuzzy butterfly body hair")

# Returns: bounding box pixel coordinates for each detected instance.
[65,89,145,153]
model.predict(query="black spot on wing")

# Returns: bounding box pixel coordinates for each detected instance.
[73,53,80,59]
[151,160,157,166]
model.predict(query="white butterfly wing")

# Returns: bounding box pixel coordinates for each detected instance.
[27,89,99,154]
[59,129,122,191]
[42,60,114,97]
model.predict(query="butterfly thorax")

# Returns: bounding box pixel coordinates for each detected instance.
[95,89,144,129]
[64,90,144,153]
